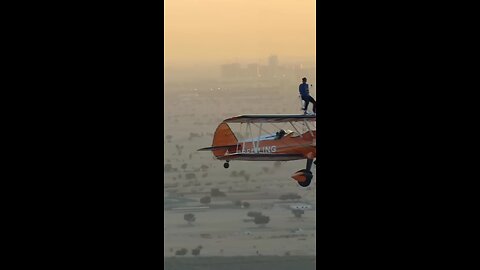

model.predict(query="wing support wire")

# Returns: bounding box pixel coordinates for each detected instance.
[237,122,266,154]
[244,123,251,153]
[304,119,314,136]
[256,123,262,153]
[236,123,242,153]
[289,121,303,138]
[270,122,282,131]
[251,123,272,139]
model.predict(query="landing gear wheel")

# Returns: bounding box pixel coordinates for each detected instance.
[223,162,230,169]
[298,171,313,187]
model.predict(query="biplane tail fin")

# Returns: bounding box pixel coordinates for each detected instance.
[211,122,238,157]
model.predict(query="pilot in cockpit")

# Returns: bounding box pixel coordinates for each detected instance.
[275,129,287,140]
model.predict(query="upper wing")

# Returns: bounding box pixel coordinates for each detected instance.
[223,114,316,123]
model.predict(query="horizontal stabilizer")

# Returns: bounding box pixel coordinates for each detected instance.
[197,144,237,151]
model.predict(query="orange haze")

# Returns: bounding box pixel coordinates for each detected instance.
[165,0,316,67]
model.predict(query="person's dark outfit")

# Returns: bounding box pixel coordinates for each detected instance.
[275,129,286,140]
[299,82,316,113]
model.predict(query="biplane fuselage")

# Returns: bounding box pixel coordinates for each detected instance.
[198,114,316,186]
[212,128,316,161]
[199,114,316,160]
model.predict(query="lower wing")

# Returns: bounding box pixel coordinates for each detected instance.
[216,153,305,161]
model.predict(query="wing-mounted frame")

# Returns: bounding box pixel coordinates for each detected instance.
[198,114,317,186]
[224,114,316,155]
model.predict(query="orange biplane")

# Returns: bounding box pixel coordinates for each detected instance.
[198,114,316,187]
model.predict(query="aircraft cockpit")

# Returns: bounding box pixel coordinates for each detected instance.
[275,129,295,139]
[275,129,287,139]
[237,129,295,143]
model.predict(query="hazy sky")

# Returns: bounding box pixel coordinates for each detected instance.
[165,0,315,67]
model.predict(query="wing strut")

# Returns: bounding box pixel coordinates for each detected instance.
[304,120,314,137]
[289,121,303,138]
[256,123,262,153]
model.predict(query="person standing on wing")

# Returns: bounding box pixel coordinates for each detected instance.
[299,77,316,114]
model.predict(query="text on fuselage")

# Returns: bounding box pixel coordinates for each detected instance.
[238,146,277,154]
